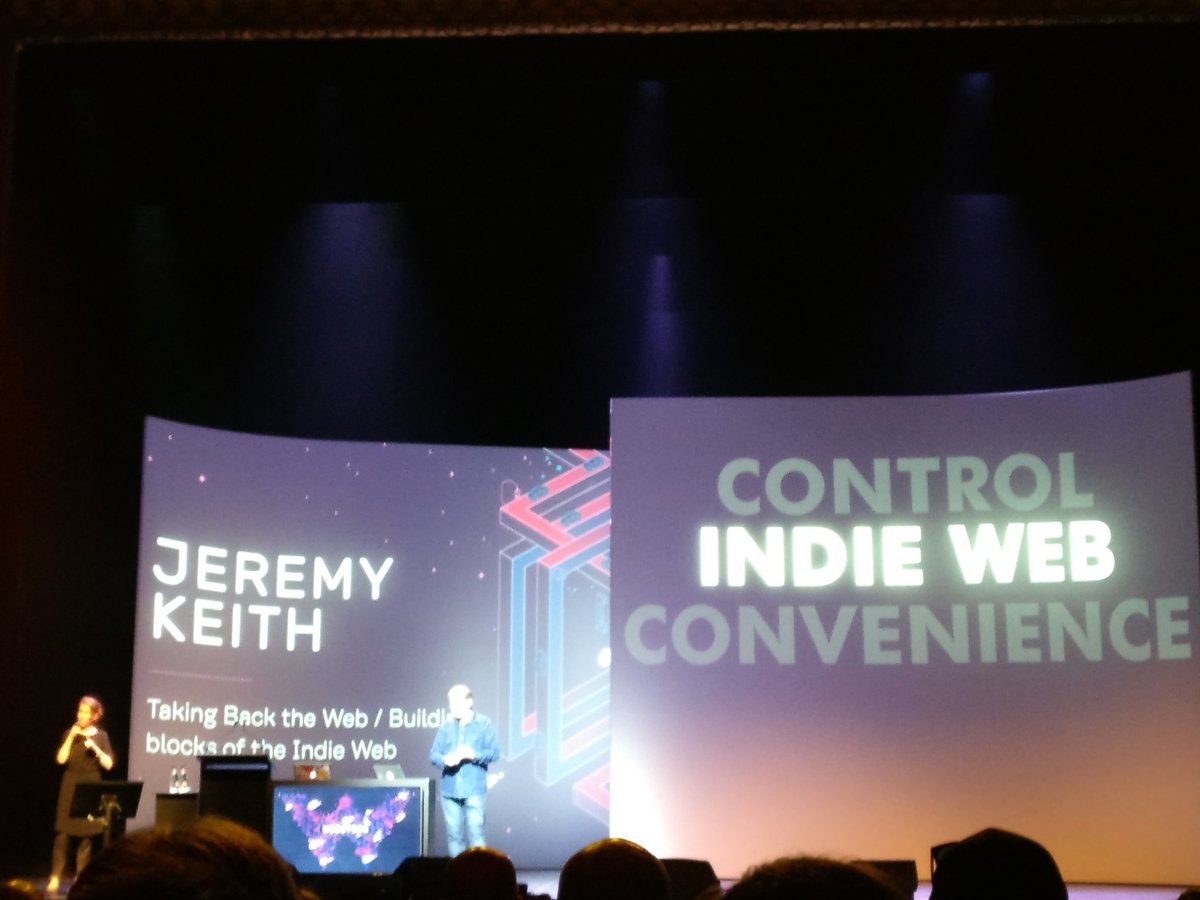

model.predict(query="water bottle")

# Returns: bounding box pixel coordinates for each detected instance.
[179,768,190,793]
[170,767,179,794]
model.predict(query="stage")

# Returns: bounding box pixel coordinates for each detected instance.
[19,869,1189,900]
[520,876,1185,900]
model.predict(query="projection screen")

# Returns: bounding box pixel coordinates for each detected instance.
[128,418,611,865]
[609,372,1199,884]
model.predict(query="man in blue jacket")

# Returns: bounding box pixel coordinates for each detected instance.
[429,684,501,856]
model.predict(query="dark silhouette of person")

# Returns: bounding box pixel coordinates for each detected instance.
[929,827,1067,900]
[65,816,308,900]
[661,858,722,900]
[557,838,671,900]
[440,846,519,900]
[724,856,903,900]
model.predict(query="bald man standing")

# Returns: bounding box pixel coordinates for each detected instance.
[429,684,500,855]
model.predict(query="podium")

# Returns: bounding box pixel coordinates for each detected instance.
[197,755,273,838]
[68,781,143,849]
[155,791,200,829]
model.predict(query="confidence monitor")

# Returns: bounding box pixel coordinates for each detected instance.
[270,778,430,876]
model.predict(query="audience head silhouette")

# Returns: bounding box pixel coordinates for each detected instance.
[440,846,519,900]
[661,858,722,900]
[723,856,903,900]
[929,827,1066,900]
[66,816,305,900]
[558,838,670,900]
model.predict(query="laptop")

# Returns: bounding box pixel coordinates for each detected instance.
[293,763,332,781]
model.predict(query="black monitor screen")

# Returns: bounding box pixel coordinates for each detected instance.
[270,778,427,875]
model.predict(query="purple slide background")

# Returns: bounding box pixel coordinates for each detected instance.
[128,418,608,865]
[609,373,1200,883]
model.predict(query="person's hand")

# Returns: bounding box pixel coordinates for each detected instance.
[455,744,476,762]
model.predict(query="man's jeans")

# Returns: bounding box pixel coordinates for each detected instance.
[441,793,486,856]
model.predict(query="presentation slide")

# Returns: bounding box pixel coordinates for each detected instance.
[128,418,611,865]
[609,373,1200,884]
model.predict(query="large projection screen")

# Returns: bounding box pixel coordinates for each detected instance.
[128,418,611,865]
[610,373,1199,884]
